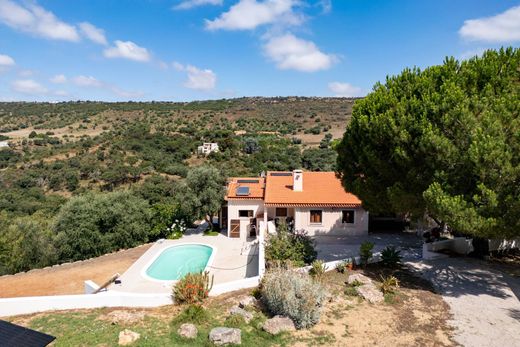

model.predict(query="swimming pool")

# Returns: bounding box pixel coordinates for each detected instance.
[145,244,214,281]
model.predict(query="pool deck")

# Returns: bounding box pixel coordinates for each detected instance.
[110,232,259,294]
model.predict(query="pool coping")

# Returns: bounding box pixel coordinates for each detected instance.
[139,241,217,284]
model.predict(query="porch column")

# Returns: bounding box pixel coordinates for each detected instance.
[263,207,268,227]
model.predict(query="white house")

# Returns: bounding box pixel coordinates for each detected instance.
[197,143,219,155]
[220,170,369,240]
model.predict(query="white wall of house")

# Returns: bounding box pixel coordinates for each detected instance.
[293,207,368,236]
[227,200,264,240]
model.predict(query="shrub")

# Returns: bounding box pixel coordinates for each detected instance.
[173,271,214,305]
[335,260,350,273]
[359,241,374,266]
[379,275,399,295]
[381,246,402,267]
[309,260,327,281]
[265,222,317,267]
[261,267,326,329]
[172,304,209,325]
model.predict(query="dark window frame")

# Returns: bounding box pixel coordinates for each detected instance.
[342,210,355,224]
[310,210,322,224]
[239,210,254,218]
[275,208,288,217]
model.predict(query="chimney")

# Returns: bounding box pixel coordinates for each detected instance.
[293,169,303,191]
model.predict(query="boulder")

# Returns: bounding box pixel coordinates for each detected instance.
[118,329,140,345]
[238,295,258,308]
[347,273,372,285]
[356,284,384,304]
[229,306,253,323]
[262,316,296,335]
[178,323,198,339]
[209,327,241,345]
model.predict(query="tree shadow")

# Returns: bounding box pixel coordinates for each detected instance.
[508,308,520,322]
[409,257,519,300]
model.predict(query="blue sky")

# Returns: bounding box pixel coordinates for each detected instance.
[0,0,519,101]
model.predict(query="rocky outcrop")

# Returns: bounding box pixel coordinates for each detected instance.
[356,284,384,304]
[229,306,253,323]
[209,327,241,345]
[118,329,140,345]
[178,323,198,339]
[347,273,373,285]
[238,295,258,308]
[262,316,296,335]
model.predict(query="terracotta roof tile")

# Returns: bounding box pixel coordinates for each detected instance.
[225,171,362,207]
[264,171,361,206]
[225,177,265,200]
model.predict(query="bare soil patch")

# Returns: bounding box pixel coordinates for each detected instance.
[293,266,456,346]
[0,244,152,298]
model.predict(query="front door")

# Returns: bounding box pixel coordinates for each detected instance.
[221,206,228,229]
[230,219,240,238]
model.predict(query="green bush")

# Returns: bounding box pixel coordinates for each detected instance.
[379,275,399,295]
[265,222,317,267]
[380,246,402,267]
[261,267,326,329]
[172,304,209,325]
[359,241,374,266]
[173,271,214,305]
[54,191,152,262]
[309,260,327,281]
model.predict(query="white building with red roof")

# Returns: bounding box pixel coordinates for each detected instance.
[220,170,369,239]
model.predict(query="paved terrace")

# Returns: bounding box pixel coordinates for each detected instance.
[111,231,259,294]
[314,231,423,262]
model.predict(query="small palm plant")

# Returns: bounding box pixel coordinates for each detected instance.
[309,260,327,281]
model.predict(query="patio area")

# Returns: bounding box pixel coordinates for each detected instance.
[111,231,259,294]
[314,231,423,262]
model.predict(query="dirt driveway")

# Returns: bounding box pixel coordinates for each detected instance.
[408,257,520,347]
[0,244,151,298]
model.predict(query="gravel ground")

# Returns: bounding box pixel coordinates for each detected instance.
[408,257,520,347]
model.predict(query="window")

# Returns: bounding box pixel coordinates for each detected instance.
[310,210,322,224]
[275,208,288,217]
[342,210,355,224]
[239,210,254,218]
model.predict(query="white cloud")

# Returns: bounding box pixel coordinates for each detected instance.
[11,79,48,94]
[0,0,79,41]
[173,62,217,91]
[317,0,331,14]
[72,75,103,88]
[53,90,69,96]
[71,74,142,98]
[328,82,364,97]
[0,53,15,66]
[459,48,486,61]
[205,0,302,31]
[18,69,33,77]
[174,0,223,10]
[103,40,151,62]
[459,5,520,42]
[263,33,336,72]
[79,22,107,45]
[50,74,67,84]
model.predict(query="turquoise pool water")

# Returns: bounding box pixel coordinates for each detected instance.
[146,244,213,281]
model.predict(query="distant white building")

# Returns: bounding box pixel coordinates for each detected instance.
[0,141,9,148]
[198,142,219,155]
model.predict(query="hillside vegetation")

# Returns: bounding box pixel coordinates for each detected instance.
[0,97,354,275]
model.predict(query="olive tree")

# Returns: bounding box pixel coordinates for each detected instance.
[337,48,520,239]
[176,165,226,229]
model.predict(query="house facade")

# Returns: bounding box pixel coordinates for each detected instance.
[197,142,219,155]
[220,170,369,240]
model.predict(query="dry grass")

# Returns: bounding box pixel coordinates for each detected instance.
[0,244,152,298]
